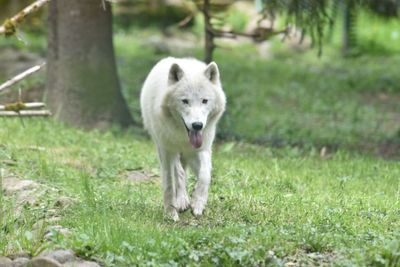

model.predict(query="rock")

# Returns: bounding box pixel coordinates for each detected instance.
[8,252,30,260]
[2,177,38,195]
[15,190,38,206]
[63,260,101,267]
[44,225,71,239]
[28,257,62,267]
[1,160,17,166]
[54,197,74,208]
[40,250,75,264]
[32,217,62,231]
[11,257,29,267]
[0,256,12,267]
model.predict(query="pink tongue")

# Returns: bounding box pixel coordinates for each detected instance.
[189,131,203,148]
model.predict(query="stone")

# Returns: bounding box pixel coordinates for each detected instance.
[62,261,101,267]
[32,217,62,231]
[15,190,38,206]
[28,257,62,267]
[8,252,29,260]
[40,250,75,264]
[0,256,12,267]
[54,196,74,208]
[11,257,29,267]
[3,177,38,195]
[44,225,71,239]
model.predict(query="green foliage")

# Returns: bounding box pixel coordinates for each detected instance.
[259,0,400,54]
[113,1,194,29]
[260,0,333,54]
[225,6,249,32]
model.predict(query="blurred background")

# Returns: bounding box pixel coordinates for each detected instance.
[1,0,399,158]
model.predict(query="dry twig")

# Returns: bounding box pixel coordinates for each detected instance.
[0,63,45,93]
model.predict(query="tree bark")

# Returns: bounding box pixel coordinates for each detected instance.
[342,0,357,56]
[203,0,215,64]
[47,0,133,129]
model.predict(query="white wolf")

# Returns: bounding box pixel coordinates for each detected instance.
[140,57,226,221]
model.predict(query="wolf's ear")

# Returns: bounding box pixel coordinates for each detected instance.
[204,62,220,84]
[168,63,184,85]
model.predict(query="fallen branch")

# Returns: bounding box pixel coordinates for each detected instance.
[0,102,45,111]
[0,110,51,117]
[178,13,195,27]
[0,63,45,93]
[209,25,290,42]
[0,0,51,36]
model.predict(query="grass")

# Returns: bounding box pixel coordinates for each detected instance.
[0,119,399,266]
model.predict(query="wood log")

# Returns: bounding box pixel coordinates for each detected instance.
[0,110,51,117]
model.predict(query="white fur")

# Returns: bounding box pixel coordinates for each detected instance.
[140,57,226,221]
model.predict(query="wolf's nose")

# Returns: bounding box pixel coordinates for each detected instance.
[192,122,203,131]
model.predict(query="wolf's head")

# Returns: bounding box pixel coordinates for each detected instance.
[163,61,226,149]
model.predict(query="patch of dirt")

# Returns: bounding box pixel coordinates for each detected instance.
[0,48,43,78]
[375,140,400,160]
[362,92,400,110]
[284,250,340,267]
[360,92,400,133]
[125,169,158,182]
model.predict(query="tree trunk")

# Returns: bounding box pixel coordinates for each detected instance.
[47,0,133,129]
[342,0,357,56]
[203,0,215,64]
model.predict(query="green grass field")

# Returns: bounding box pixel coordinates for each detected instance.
[1,9,400,266]
[1,119,399,266]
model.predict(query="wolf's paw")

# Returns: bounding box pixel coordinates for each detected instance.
[190,200,205,217]
[165,206,179,222]
[176,194,190,212]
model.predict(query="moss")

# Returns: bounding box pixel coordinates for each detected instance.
[4,102,26,112]
[2,18,16,37]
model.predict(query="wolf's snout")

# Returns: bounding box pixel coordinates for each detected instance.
[192,122,203,131]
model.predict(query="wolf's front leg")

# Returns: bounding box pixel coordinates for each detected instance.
[158,148,179,221]
[175,159,190,212]
[189,150,212,216]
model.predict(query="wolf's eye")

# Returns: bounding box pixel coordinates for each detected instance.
[182,99,189,105]
[202,99,208,104]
